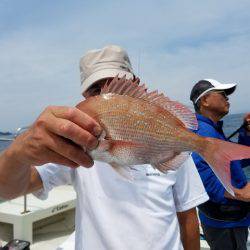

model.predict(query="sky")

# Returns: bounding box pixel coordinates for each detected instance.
[0,0,250,131]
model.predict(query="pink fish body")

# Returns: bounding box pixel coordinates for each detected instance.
[77,77,250,195]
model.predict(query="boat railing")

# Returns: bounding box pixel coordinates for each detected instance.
[0,126,30,141]
[0,137,13,141]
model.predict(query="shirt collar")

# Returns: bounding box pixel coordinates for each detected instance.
[196,113,224,130]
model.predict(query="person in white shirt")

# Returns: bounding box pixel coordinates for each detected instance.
[0,45,208,250]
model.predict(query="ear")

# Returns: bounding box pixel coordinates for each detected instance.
[200,95,210,108]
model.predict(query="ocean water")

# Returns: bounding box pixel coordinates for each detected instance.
[223,113,245,141]
[0,136,12,152]
[0,113,249,178]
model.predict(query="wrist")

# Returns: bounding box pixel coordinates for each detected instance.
[1,143,30,170]
[0,147,31,199]
[233,184,250,202]
[234,189,242,199]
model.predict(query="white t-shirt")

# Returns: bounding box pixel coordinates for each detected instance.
[35,156,208,250]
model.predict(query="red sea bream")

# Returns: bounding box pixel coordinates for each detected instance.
[76,77,250,196]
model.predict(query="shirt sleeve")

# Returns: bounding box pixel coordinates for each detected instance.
[192,125,230,203]
[173,156,209,212]
[33,163,75,200]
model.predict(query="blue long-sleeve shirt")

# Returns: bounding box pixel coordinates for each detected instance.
[192,113,250,228]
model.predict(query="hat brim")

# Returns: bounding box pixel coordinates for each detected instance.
[81,69,134,94]
[212,83,237,96]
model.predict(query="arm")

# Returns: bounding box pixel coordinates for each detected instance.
[0,105,102,199]
[193,123,249,203]
[239,134,250,167]
[27,166,43,194]
[192,124,228,203]
[173,157,208,249]
[177,208,200,250]
[0,151,43,199]
[225,183,250,202]
[238,113,250,167]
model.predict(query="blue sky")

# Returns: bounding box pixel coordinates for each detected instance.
[0,0,250,131]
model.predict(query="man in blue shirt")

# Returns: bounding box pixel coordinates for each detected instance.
[190,79,250,250]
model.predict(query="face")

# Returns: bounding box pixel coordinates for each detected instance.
[201,90,230,117]
[83,78,112,98]
[82,75,137,99]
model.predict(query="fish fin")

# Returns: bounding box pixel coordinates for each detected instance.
[159,101,198,130]
[199,137,250,197]
[153,152,190,172]
[101,75,144,97]
[110,162,134,181]
[101,76,197,130]
[145,95,198,130]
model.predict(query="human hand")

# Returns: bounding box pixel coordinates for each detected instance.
[233,183,250,202]
[243,113,250,133]
[5,106,102,168]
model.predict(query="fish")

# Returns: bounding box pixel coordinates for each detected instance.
[76,77,250,196]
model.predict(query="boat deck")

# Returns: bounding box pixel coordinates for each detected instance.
[0,185,75,249]
[0,185,249,249]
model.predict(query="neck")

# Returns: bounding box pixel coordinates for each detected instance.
[199,110,224,123]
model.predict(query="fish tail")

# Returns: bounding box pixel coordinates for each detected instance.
[198,137,250,196]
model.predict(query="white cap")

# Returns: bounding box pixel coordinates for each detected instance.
[79,45,134,94]
[190,78,237,104]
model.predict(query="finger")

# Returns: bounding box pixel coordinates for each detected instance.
[48,106,102,137]
[37,113,99,151]
[42,149,79,168]
[46,131,94,168]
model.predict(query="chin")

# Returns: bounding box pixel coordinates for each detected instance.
[224,109,229,115]
[220,107,229,117]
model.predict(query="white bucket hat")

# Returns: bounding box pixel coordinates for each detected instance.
[80,45,134,94]
[190,78,237,104]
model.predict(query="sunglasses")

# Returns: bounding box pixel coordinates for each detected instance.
[211,90,228,98]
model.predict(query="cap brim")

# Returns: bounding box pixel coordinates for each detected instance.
[81,69,134,94]
[213,83,237,96]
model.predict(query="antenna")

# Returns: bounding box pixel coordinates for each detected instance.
[137,49,141,77]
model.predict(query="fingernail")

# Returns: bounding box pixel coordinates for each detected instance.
[93,126,102,137]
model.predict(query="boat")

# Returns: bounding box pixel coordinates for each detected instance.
[0,127,248,250]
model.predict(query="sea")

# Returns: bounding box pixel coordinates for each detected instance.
[0,113,249,179]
